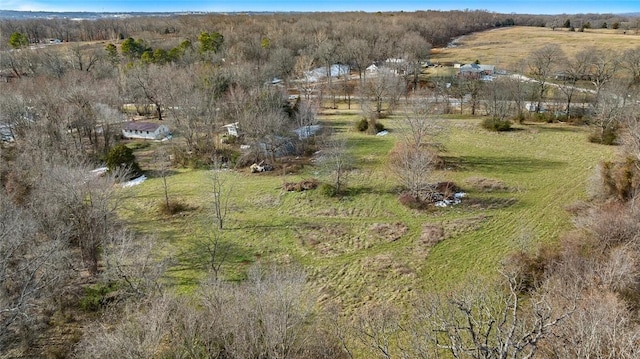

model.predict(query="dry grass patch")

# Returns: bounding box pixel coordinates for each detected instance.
[369,222,408,242]
[296,223,369,256]
[297,222,409,257]
[416,216,489,257]
[282,178,319,192]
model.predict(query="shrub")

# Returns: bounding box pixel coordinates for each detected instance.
[599,158,639,201]
[578,202,640,249]
[214,146,241,167]
[374,121,386,133]
[532,112,553,123]
[318,183,338,197]
[106,144,141,177]
[398,191,429,210]
[221,135,237,144]
[481,117,512,132]
[355,118,369,132]
[159,200,190,215]
[503,247,560,293]
[79,282,118,312]
[512,113,526,124]
[589,126,618,145]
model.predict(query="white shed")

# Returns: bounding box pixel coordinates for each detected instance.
[222,122,240,137]
[122,121,170,140]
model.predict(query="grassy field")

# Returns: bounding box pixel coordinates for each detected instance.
[119,109,616,310]
[430,26,639,69]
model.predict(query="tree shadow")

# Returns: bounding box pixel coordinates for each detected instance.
[441,155,565,174]
[176,236,252,275]
[320,119,354,133]
[531,124,585,133]
[145,169,180,178]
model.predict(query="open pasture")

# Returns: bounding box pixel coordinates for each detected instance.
[431,26,639,69]
[118,110,616,309]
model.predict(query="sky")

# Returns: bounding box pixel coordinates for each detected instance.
[1,0,639,14]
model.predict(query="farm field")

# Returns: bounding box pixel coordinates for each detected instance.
[119,110,616,310]
[430,26,639,69]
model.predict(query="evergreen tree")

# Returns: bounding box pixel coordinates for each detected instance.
[8,32,28,49]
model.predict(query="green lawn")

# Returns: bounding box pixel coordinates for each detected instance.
[119,114,615,308]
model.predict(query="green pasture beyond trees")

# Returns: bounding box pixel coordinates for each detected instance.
[119,112,614,309]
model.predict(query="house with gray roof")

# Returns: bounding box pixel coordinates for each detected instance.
[458,63,495,79]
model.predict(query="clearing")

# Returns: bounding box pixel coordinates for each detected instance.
[119,110,615,310]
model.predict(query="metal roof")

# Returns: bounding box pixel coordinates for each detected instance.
[123,121,163,132]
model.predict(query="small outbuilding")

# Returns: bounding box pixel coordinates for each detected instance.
[222,122,240,137]
[122,121,170,140]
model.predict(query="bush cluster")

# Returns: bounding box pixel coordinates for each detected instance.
[600,158,639,201]
[355,118,369,132]
[318,183,338,197]
[355,118,386,134]
[159,200,190,215]
[282,178,318,192]
[481,117,512,131]
[588,126,618,145]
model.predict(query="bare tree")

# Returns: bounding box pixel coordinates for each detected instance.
[68,43,101,72]
[388,104,444,201]
[294,54,317,101]
[0,193,72,352]
[482,76,518,121]
[398,31,431,91]
[621,103,640,169]
[352,303,401,359]
[411,273,576,359]
[389,142,439,201]
[343,38,370,83]
[75,294,176,359]
[558,49,591,119]
[464,77,484,115]
[153,146,172,211]
[199,265,315,358]
[586,48,619,105]
[122,63,170,120]
[318,134,352,195]
[527,44,565,113]
[620,47,640,96]
[102,228,167,298]
[589,80,627,144]
[359,68,405,119]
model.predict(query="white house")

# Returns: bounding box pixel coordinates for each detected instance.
[366,64,378,74]
[304,64,350,82]
[122,121,170,140]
